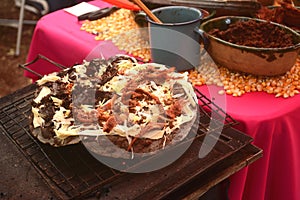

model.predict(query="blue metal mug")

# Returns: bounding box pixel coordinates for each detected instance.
[146,6,203,71]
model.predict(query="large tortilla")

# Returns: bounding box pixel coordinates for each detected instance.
[30,55,198,159]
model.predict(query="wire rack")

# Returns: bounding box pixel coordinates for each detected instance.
[0,84,122,199]
[0,83,247,199]
[0,55,253,199]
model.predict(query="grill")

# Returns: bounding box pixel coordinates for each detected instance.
[0,57,262,199]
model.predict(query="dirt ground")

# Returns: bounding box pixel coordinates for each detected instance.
[0,0,40,98]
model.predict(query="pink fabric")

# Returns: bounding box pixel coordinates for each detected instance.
[25,1,300,199]
[198,85,300,200]
[25,0,124,81]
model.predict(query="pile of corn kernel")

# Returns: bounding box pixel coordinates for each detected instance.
[80,9,299,98]
[80,9,151,62]
[188,57,300,98]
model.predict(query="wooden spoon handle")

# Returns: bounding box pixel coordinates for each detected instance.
[132,0,162,23]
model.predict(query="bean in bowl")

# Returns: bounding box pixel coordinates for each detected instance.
[198,16,300,76]
[208,20,295,48]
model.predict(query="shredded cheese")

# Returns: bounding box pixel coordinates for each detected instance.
[51,96,63,106]
[36,73,60,85]
[31,56,197,143]
[32,107,45,128]
[33,87,51,104]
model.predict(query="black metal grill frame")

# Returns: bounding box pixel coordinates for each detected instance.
[0,82,248,199]
[1,54,253,199]
[0,85,123,199]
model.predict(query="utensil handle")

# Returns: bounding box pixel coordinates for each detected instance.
[194,28,209,49]
[132,0,162,24]
[101,0,140,10]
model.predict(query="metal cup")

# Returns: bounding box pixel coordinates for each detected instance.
[146,6,203,71]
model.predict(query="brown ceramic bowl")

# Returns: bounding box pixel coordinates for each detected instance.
[197,16,300,76]
[270,5,300,32]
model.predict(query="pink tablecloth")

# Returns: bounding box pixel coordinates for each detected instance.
[25,0,123,81]
[198,85,300,200]
[25,1,300,200]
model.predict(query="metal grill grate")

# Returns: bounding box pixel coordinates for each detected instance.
[0,85,123,199]
[0,83,248,199]
[0,56,260,199]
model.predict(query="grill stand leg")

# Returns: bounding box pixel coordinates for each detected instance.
[198,179,230,200]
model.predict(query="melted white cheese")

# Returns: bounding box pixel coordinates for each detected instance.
[176,79,197,108]
[52,107,77,139]
[32,107,45,128]
[102,75,128,94]
[32,59,197,141]
[97,64,108,77]
[111,123,141,137]
[54,124,79,139]
[33,87,51,104]
[141,129,165,140]
[74,64,86,74]
[51,96,63,106]
[61,73,70,83]
[36,73,60,85]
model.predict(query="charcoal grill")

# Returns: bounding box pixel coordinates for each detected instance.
[0,57,262,199]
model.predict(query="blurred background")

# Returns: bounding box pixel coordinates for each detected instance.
[1,0,297,98]
[0,0,39,98]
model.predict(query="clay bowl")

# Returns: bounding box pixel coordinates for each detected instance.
[196,16,300,76]
[254,5,300,33]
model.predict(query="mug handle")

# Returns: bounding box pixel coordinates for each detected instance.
[194,27,209,50]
